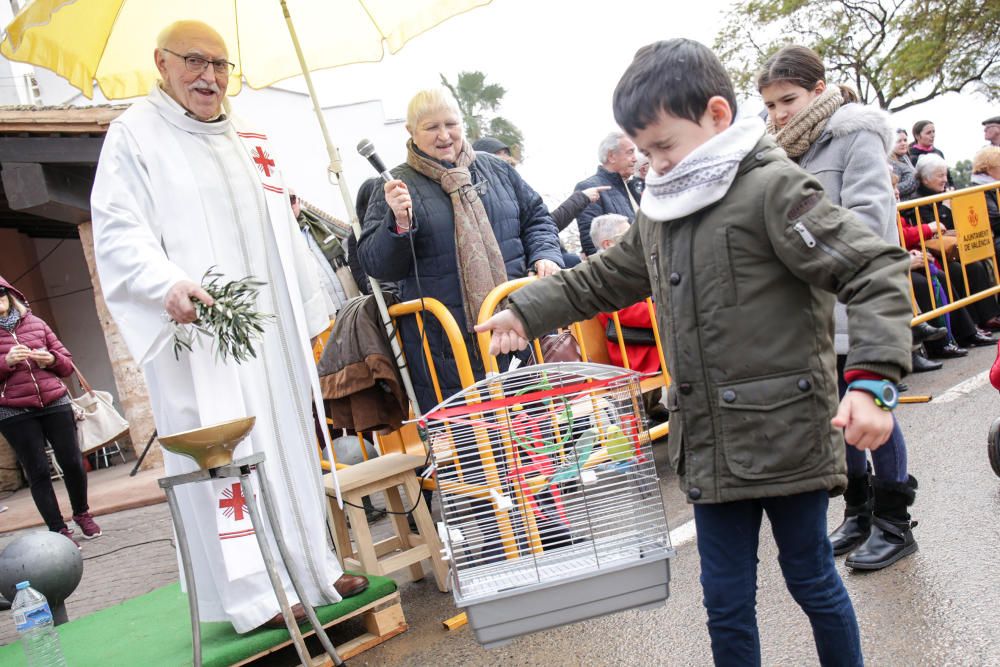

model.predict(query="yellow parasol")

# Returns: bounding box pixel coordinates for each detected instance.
[1,0,491,100]
[1,0,493,415]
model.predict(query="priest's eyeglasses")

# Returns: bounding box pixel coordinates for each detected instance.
[163,48,236,76]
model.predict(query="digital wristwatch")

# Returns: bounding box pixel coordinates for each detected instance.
[846,379,899,411]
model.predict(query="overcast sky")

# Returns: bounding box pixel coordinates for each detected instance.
[289,0,997,204]
[2,0,995,207]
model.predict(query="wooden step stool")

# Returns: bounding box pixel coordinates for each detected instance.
[324,453,449,592]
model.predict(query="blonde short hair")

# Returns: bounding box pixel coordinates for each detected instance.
[973,146,1000,175]
[406,88,460,132]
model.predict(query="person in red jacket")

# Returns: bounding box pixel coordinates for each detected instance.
[0,277,101,547]
[590,214,661,373]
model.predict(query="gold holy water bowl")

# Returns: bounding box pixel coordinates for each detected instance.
[158,417,256,470]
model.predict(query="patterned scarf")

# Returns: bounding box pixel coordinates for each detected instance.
[767,87,843,159]
[406,139,507,331]
[640,116,766,222]
[0,308,20,333]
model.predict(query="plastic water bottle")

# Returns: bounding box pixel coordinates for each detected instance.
[11,581,67,666]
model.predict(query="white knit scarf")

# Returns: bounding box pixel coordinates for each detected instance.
[640,116,766,222]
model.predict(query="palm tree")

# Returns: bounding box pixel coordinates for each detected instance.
[440,71,525,159]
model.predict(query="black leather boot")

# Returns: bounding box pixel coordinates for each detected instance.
[828,473,872,555]
[846,475,918,570]
[911,350,943,373]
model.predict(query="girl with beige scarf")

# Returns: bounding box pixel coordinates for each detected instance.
[758,44,921,573]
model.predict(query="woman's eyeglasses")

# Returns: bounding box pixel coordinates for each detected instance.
[0,288,8,297]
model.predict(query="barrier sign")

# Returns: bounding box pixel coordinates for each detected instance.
[952,192,995,264]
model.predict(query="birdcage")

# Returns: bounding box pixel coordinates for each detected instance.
[421,362,674,647]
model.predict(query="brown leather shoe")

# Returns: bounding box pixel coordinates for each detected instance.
[335,573,369,598]
[262,603,306,629]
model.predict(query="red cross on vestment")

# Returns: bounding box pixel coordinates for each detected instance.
[219,482,249,520]
[251,146,275,177]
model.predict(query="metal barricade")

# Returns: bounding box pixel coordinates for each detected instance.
[897,181,1000,325]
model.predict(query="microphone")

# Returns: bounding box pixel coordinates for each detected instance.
[357,139,394,183]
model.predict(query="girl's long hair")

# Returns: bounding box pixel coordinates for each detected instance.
[756,45,858,103]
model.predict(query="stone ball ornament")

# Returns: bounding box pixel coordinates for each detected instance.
[0,531,83,607]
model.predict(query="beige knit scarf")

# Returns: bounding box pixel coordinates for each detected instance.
[768,87,843,159]
[406,139,507,331]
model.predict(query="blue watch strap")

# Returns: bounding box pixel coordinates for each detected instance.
[846,379,898,411]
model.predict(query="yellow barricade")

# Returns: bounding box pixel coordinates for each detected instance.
[897,181,1000,326]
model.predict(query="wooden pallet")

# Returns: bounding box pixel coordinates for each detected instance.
[234,591,408,665]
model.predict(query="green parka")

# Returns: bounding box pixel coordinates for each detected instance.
[508,136,912,504]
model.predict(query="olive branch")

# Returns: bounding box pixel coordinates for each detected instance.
[171,267,275,364]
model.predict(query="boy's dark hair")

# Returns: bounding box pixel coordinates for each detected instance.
[613,39,738,135]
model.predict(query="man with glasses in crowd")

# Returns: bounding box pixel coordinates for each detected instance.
[90,19,366,634]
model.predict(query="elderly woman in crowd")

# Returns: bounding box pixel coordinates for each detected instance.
[0,277,101,548]
[901,154,1000,342]
[358,88,563,412]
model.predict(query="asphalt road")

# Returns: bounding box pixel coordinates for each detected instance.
[4,346,998,666]
[357,344,1000,666]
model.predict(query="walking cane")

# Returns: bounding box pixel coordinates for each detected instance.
[129,429,158,477]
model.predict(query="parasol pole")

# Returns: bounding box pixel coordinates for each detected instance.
[278,0,422,419]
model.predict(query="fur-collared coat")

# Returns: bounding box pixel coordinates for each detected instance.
[795,103,897,355]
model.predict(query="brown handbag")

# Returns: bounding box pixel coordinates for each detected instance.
[925,235,960,263]
[537,331,582,363]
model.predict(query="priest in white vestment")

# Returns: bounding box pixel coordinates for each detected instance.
[90,20,367,633]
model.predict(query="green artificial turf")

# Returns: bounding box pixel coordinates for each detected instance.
[0,573,396,666]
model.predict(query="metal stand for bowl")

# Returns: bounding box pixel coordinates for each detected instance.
[159,453,344,666]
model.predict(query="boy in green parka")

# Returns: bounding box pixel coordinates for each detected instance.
[476,39,911,666]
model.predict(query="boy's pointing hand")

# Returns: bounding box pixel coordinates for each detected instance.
[474,310,529,357]
[832,392,894,451]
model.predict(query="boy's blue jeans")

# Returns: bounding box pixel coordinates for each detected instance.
[693,490,863,667]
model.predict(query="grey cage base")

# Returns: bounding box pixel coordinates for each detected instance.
[463,548,673,648]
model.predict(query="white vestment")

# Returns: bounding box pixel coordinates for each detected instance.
[91,86,342,633]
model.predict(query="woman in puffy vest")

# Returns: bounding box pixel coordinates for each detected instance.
[0,276,101,548]
[359,87,563,412]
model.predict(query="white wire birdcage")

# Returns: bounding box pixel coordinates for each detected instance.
[421,362,674,647]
